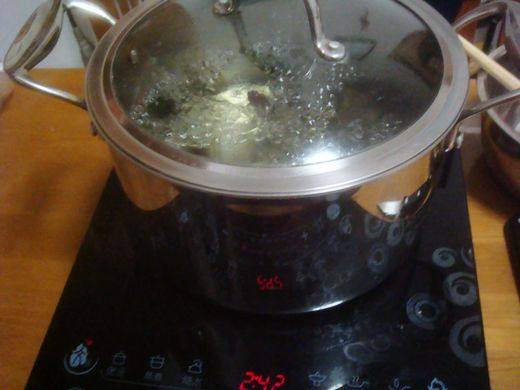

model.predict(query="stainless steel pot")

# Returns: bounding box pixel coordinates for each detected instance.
[5,0,520,314]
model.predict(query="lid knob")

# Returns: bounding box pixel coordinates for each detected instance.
[213,0,347,61]
[303,0,347,61]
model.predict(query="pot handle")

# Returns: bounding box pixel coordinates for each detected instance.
[445,1,520,151]
[3,0,115,110]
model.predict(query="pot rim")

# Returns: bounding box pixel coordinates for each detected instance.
[86,0,469,198]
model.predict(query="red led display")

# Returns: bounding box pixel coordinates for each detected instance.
[239,371,286,389]
[256,275,283,291]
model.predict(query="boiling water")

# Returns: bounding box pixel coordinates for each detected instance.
[130,42,414,166]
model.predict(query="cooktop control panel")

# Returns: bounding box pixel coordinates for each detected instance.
[55,338,470,390]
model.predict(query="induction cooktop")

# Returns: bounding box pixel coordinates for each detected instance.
[26,151,490,389]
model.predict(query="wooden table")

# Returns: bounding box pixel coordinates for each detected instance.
[0,70,519,389]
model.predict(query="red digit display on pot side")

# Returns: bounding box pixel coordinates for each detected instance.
[256,275,283,291]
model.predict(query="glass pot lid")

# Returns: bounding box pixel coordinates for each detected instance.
[87,0,468,196]
[110,0,445,167]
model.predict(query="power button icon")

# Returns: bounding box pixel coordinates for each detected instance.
[63,339,99,376]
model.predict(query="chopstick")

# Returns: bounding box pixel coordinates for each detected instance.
[458,35,520,91]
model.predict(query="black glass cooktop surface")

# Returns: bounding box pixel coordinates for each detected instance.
[26,151,490,389]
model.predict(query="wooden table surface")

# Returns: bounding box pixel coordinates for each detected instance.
[0,70,519,389]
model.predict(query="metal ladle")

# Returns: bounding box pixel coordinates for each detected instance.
[213,0,347,61]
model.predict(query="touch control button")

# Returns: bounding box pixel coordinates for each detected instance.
[63,339,98,376]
